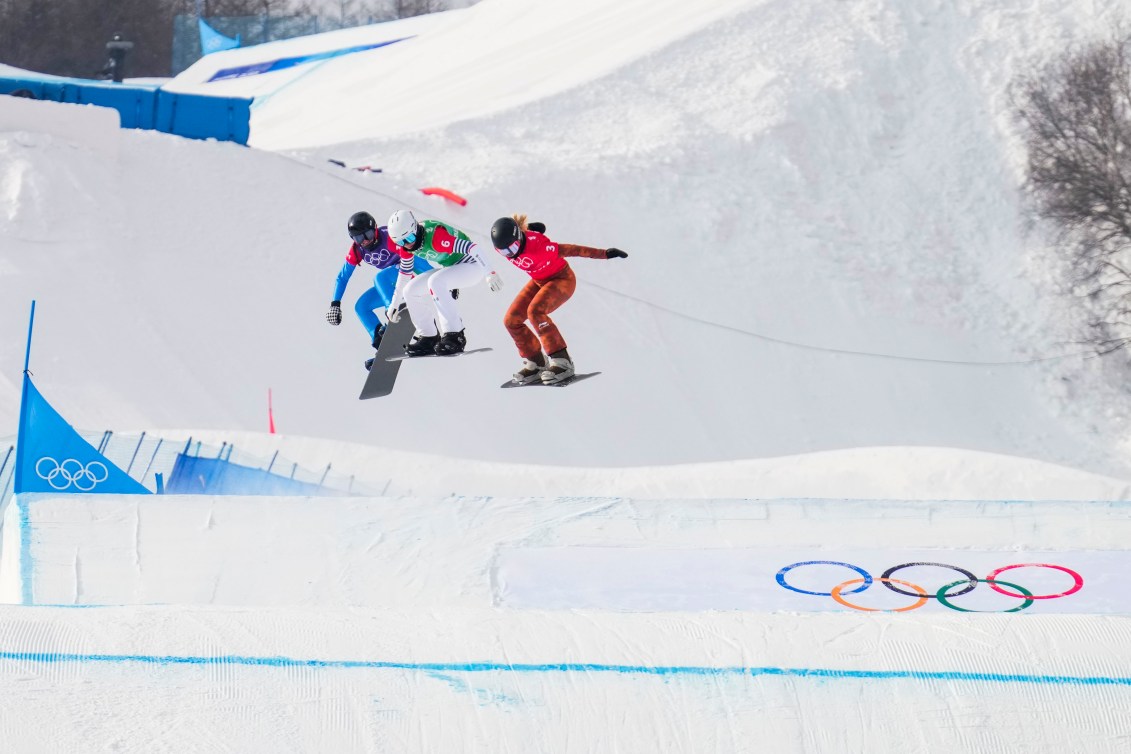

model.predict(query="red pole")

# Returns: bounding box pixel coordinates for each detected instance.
[268,388,276,434]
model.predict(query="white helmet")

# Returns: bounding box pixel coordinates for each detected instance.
[388,209,419,247]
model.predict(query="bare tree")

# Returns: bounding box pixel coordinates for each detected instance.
[1015,33,1131,353]
[0,0,453,78]
[0,0,196,78]
[391,0,444,19]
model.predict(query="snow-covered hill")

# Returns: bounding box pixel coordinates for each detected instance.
[2,0,1129,479]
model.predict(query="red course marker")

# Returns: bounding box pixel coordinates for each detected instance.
[420,187,467,206]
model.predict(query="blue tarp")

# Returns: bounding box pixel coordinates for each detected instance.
[165,454,338,496]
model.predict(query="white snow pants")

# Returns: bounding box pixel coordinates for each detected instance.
[404,261,484,336]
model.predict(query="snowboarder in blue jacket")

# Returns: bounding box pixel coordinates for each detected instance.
[326,211,431,369]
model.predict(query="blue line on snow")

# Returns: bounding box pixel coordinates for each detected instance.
[0,651,1128,686]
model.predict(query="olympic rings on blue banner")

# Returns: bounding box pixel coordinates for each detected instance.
[35,456,109,491]
[775,560,1084,613]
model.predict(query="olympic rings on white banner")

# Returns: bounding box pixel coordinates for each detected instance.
[34,456,109,491]
[775,560,1084,613]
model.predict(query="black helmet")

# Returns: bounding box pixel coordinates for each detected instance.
[347,211,377,243]
[491,216,522,254]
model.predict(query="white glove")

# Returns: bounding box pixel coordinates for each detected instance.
[486,271,504,292]
[386,303,402,323]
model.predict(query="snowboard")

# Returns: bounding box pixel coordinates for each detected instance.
[500,371,601,389]
[358,308,416,400]
[384,347,493,363]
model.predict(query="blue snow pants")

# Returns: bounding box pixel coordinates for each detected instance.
[355,258,433,340]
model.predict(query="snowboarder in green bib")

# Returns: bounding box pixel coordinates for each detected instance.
[386,209,505,356]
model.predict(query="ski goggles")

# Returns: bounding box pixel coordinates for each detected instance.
[504,239,522,258]
[396,231,418,247]
[351,229,377,245]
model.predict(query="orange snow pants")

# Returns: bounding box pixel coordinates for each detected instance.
[504,265,576,359]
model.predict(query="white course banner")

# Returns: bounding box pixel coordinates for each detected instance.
[493,548,1129,614]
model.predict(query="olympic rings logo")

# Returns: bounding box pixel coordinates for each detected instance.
[776,560,1084,613]
[35,456,109,491]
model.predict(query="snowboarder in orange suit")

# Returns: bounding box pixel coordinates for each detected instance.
[489,215,628,385]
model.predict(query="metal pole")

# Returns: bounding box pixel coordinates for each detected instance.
[0,445,12,503]
[22,301,34,375]
[13,301,35,495]
[141,438,163,483]
[125,431,146,475]
[0,446,13,481]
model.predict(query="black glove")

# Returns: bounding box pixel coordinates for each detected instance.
[326,301,342,325]
[451,289,460,300]
[527,221,546,233]
[606,248,628,259]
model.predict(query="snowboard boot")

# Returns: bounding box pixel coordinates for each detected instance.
[404,333,440,357]
[434,329,467,355]
[540,349,575,385]
[371,322,387,350]
[511,354,547,385]
[364,356,376,371]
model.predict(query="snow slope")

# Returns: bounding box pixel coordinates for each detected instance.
[3,0,1131,478]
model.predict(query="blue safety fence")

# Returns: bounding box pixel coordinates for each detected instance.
[163,438,367,496]
[0,443,14,512]
[0,76,251,144]
[166,453,333,495]
[0,432,378,510]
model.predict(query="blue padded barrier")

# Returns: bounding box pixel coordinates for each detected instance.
[1,75,250,145]
[154,89,251,143]
[61,81,159,129]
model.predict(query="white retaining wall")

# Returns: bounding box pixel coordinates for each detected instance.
[4,493,1131,611]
